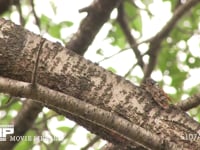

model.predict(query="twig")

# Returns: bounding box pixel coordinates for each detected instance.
[15,0,25,26]
[176,93,200,111]
[53,124,78,149]
[117,3,144,68]
[124,63,137,78]
[0,96,18,110]
[31,38,45,87]
[30,0,41,30]
[81,135,101,150]
[129,0,154,17]
[143,0,200,79]
[98,48,129,63]
[79,6,92,13]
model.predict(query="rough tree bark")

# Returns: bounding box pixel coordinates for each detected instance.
[0,0,122,149]
[0,18,200,149]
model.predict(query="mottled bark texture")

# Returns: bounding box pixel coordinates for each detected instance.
[0,19,200,149]
[0,0,122,149]
[0,77,168,149]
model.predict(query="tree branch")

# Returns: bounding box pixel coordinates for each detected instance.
[30,0,40,29]
[0,0,122,149]
[117,3,144,68]
[65,0,121,55]
[143,0,200,79]
[176,93,200,111]
[0,77,173,149]
[1,18,200,149]
[81,136,101,150]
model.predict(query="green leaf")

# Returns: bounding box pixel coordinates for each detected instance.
[108,23,126,48]
[124,2,142,32]
[57,126,71,132]
[143,0,153,5]
[14,131,35,150]
[124,1,136,17]
[130,15,142,33]
[57,115,65,121]
[107,67,117,73]
[50,1,57,15]
[40,14,51,30]
[48,24,61,39]
[60,21,74,27]
[10,101,22,111]
[96,49,104,56]
[0,94,10,106]
[14,140,33,150]
[186,55,200,68]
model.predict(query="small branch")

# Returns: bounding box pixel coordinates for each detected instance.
[143,0,200,79]
[79,6,92,13]
[173,0,182,11]
[31,38,45,87]
[101,142,147,150]
[54,124,78,149]
[0,96,18,110]
[66,0,121,55]
[124,63,137,78]
[117,3,144,68]
[34,113,58,125]
[176,93,200,111]
[65,124,78,139]
[15,0,25,26]
[81,135,101,150]
[30,0,41,29]
[98,48,129,63]
[0,76,173,149]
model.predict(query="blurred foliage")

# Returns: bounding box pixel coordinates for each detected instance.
[124,1,142,33]
[0,94,10,106]
[40,14,73,39]
[107,23,127,49]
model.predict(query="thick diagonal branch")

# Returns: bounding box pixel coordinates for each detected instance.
[1,19,200,149]
[0,77,173,149]
[0,0,122,149]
